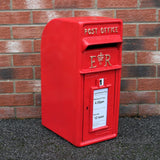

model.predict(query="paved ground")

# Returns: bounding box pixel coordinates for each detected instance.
[0,116,160,160]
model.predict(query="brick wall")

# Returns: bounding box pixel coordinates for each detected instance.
[0,0,159,119]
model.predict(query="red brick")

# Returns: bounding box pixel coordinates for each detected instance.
[16,107,41,118]
[116,9,156,22]
[121,79,137,91]
[35,94,41,106]
[123,38,156,51]
[55,0,94,8]
[0,82,14,93]
[98,0,137,8]
[137,52,160,64]
[12,0,53,9]
[12,26,45,39]
[0,12,31,24]
[140,0,160,8]
[0,94,34,106]
[74,10,114,17]
[0,40,32,53]
[123,24,137,37]
[0,107,15,119]
[120,91,155,104]
[122,52,135,64]
[122,66,156,78]
[14,68,33,79]
[0,55,12,67]
[138,79,160,90]
[16,80,41,93]
[139,105,160,116]
[0,27,11,39]
[0,0,10,10]
[119,105,138,117]
[0,68,33,80]
[35,67,41,79]
[33,11,72,24]
[13,54,40,66]
[15,68,33,79]
[139,24,160,37]
[34,40,41,52]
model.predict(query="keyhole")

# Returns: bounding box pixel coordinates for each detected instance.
[86,106,88,110]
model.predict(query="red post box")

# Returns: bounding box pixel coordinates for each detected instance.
[41,17,123,147]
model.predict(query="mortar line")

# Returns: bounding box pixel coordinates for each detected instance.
[10,26,13,39]
[0,65,41,69]
[0,64,156,68]
[95,0,97,9]
[156,9,159,21]
[0,91,154,95]
[1,22,160,26]
[0,64,158,69]
[121,78,138,80]
[11,54,16,93]
[2,106,41,108]
[11,54,14,66]
[10,0,12,10]
[0,8,158,12]
[114,10,116,18]
[13,81,16,93]
[0,36,159,41]
[122,64,160,66]
[52,0,55,8]
[0,52,40,55]
[30,11,33,24]
[72,10,74,17]
[136,24,139,37]
[137,0,140,8]
[33,66,36,80]
[4,79,41,82]
[31,40,34,53]
[0,92,40,95]
[120,91,158,93]
[156,38,159,51]
[135,52,137,64]
[136,78,138,91]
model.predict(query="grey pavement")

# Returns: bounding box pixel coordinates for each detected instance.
[0,116,160,160]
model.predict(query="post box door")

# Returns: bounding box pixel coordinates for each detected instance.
[83,70,116,141]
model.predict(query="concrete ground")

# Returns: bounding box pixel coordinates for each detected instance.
[0,116,160,160]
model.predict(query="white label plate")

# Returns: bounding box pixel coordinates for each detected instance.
[92,88,108,129]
